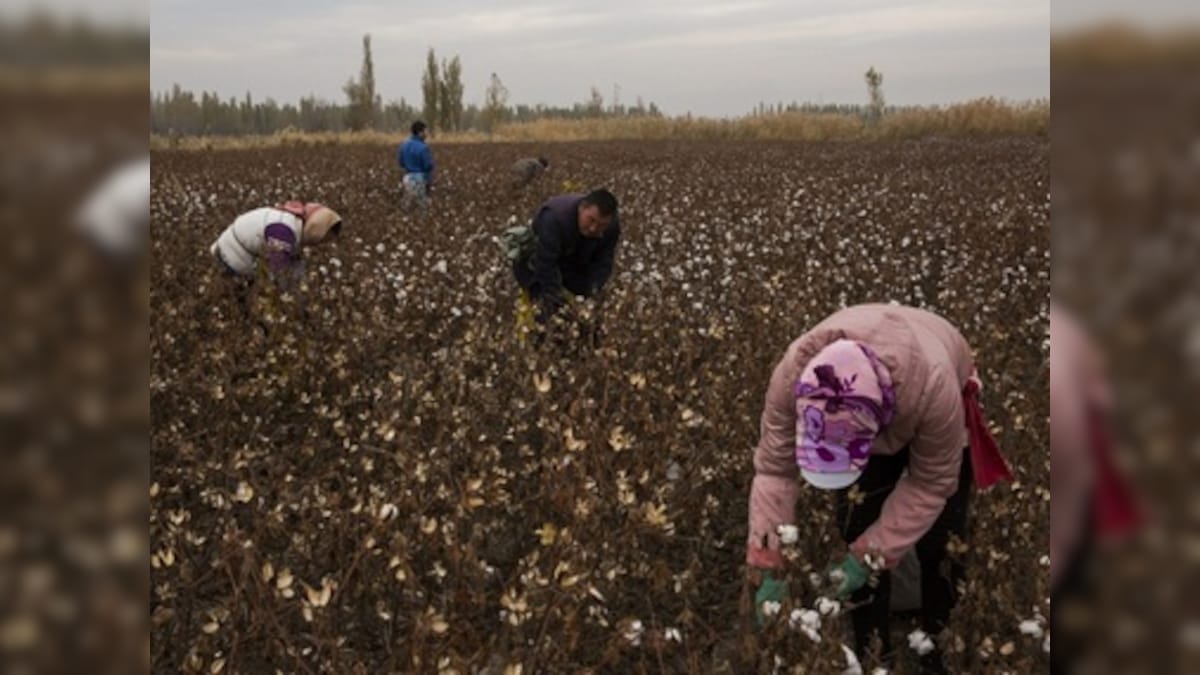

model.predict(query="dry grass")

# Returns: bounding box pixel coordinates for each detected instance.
[0,66,148,93]
[150,98,1048,151]
[1053,23,1200,68]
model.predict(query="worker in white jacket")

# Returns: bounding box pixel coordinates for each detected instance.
[211,201,342,280]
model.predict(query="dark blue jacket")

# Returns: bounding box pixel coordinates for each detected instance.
[514,194,620,311]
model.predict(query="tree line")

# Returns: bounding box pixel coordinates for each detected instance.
[151,35,899,136]
[152,36,665,137]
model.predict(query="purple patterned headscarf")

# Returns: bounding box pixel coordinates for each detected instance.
[795,339,895,486]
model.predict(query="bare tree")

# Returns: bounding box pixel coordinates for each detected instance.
[482,72,509,134]
[343,34,378,130]
[421,48,439,129]
[586,86,604,117]
[439,55,464,131]
[864,66,885,125]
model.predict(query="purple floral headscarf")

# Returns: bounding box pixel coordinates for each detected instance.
[795,339,896,477]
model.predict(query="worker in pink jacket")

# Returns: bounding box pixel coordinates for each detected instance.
[1049,305,1140,673]
[747,304,1013,672]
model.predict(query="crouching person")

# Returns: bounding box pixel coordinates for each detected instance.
[747,304,1014,674]
[210,200,343,309]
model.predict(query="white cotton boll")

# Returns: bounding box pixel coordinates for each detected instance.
[776,524,799,545]
[816,597,841,616]
[799,609,821,632]
[1019,620,1044,638]
[761,601,781,619]
[841,644,863,675]
[790,608,821,643]
[623,619,644,646]
[666,462,683,482]
[1043,634,1050,653]
[432,260,448,274]
[330,257,342,268]
[664,627,682,643]
[375,243,385,253]
[907,629,935,655]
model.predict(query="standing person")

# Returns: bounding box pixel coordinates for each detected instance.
[746,304,1014,673]
[509,189,620,341]
[510,156,550,190]
[210,200,342,307]
[398,121,434,210]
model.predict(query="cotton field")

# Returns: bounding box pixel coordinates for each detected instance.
[151,139,1049,673]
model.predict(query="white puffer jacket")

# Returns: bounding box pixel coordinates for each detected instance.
[210,207,303,275]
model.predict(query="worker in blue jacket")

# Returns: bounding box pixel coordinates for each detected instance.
[398,120,435,209]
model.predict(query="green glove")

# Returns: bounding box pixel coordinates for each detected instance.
[827,554,871,599]
[754,570,788,626]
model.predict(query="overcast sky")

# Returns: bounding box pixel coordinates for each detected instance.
[151,0,1050,117]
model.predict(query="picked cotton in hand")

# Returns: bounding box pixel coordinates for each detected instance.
[816,597,841,616]
[1019,619,1044,638]
[907,629,935,655]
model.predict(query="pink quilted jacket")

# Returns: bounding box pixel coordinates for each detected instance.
[747,304,974,569]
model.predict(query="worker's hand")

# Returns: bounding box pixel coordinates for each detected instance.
[534,291,567,324]
[753,569,788,627]
[826,553,871,599]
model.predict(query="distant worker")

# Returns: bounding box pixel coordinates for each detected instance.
[511,156,550,190]
[398,120,434,210]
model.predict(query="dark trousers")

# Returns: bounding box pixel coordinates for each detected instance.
[1050,514,1093,675]
[835,447,973,668]
[511,260,595,300]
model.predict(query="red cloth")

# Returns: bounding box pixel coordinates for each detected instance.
[1087,409,1142,538]
[274,201,326,220]
[962,379,1014,489]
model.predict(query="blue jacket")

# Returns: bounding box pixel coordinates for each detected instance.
[398,135,434,179]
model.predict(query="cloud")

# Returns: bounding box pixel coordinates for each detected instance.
[149,0,1049,115]
[675,1,778,18]
[151,41,303,64]
[620,1,1046,49]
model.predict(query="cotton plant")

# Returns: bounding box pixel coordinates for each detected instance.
[758,523,865,657]
[153,142,1050,672]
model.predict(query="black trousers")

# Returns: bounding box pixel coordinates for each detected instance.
[835,446,973,665]
[1050,513,1093,675]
